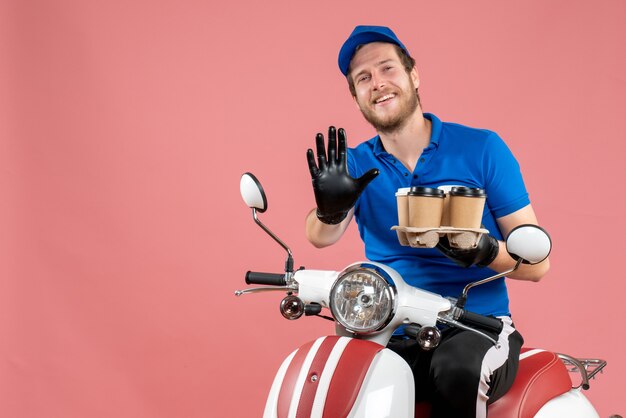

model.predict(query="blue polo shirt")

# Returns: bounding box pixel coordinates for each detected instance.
[347,113,529,317]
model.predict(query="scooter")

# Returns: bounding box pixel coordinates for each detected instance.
[236,172,608,418]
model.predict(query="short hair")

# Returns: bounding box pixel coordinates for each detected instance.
[347,43,416,96]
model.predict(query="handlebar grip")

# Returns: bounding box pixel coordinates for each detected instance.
[458,311,504,334]
[245,271,286,286]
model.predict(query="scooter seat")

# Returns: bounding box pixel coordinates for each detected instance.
[488,348,573,418]
[415,347,573,418]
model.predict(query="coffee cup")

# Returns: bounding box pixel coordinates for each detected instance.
[408,187,445,228]
[448,187,487,229]
[436,185,457,226]
[396,187,411,245]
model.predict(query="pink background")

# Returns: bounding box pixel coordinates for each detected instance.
[1,0,625,416]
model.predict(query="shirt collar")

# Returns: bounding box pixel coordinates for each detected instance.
[371,112,442,156]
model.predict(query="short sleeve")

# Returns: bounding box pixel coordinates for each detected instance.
[482,133,530,218]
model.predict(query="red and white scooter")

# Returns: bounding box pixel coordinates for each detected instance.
[237,172,608,418]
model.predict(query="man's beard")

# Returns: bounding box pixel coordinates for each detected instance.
[359,89,421,134]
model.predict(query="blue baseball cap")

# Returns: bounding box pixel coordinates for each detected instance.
[338,25,409,76]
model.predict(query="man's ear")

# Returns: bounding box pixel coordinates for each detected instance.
[411,66,420,89]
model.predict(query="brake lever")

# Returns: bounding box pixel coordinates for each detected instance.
[234,285,296,296]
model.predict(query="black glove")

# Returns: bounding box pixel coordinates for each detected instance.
[306,126,379,224]
[436,233,500,268]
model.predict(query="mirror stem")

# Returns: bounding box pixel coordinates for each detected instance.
[253,208,294,272]
[456,258,523,309]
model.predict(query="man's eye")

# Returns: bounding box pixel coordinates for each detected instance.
[358,75,370,83]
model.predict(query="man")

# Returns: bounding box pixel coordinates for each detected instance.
[305,26,550,418]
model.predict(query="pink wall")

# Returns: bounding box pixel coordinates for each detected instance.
[1,0,624,416]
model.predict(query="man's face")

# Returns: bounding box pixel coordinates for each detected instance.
[349,42,420,133]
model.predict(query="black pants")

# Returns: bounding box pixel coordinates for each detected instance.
[387,317,524,418]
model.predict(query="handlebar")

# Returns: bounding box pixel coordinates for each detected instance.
[245,271,286,286]
[457,311,503,334]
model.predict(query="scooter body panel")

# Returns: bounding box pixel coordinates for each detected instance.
[346,348,415,418]
[264,350,297,418]
[263,336,414,418]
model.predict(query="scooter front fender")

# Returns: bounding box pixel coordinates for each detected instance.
[264,335,414,418]
[534,388,600,418]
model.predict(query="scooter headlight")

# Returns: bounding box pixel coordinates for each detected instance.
[329,264,396,334]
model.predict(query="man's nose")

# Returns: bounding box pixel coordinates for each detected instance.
[372,72,385,90]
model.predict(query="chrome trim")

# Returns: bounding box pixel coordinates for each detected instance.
[557,353,607,390]
[251,207,295,273]
[252,208,293,262]
[461,258,523,300]
[329,263,398,334]
[280,295,305,320]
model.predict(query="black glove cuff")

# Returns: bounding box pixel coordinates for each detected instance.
[316,209,348,225]
[476,235,500,268]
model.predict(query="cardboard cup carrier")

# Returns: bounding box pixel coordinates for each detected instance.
[394,186,487,249]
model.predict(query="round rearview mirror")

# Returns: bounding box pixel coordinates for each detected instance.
[240,172,267,212]
[505,224,551,265]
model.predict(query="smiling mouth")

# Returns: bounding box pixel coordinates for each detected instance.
[374,94,396,105]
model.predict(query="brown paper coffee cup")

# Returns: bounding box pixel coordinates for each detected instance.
[408,187,445,228]
[448,187,486,229]
[396,188,411,246]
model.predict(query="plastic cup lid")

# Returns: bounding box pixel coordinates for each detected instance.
[408,186,445,198]
[449,186,486,197]
[395,187,411,196]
